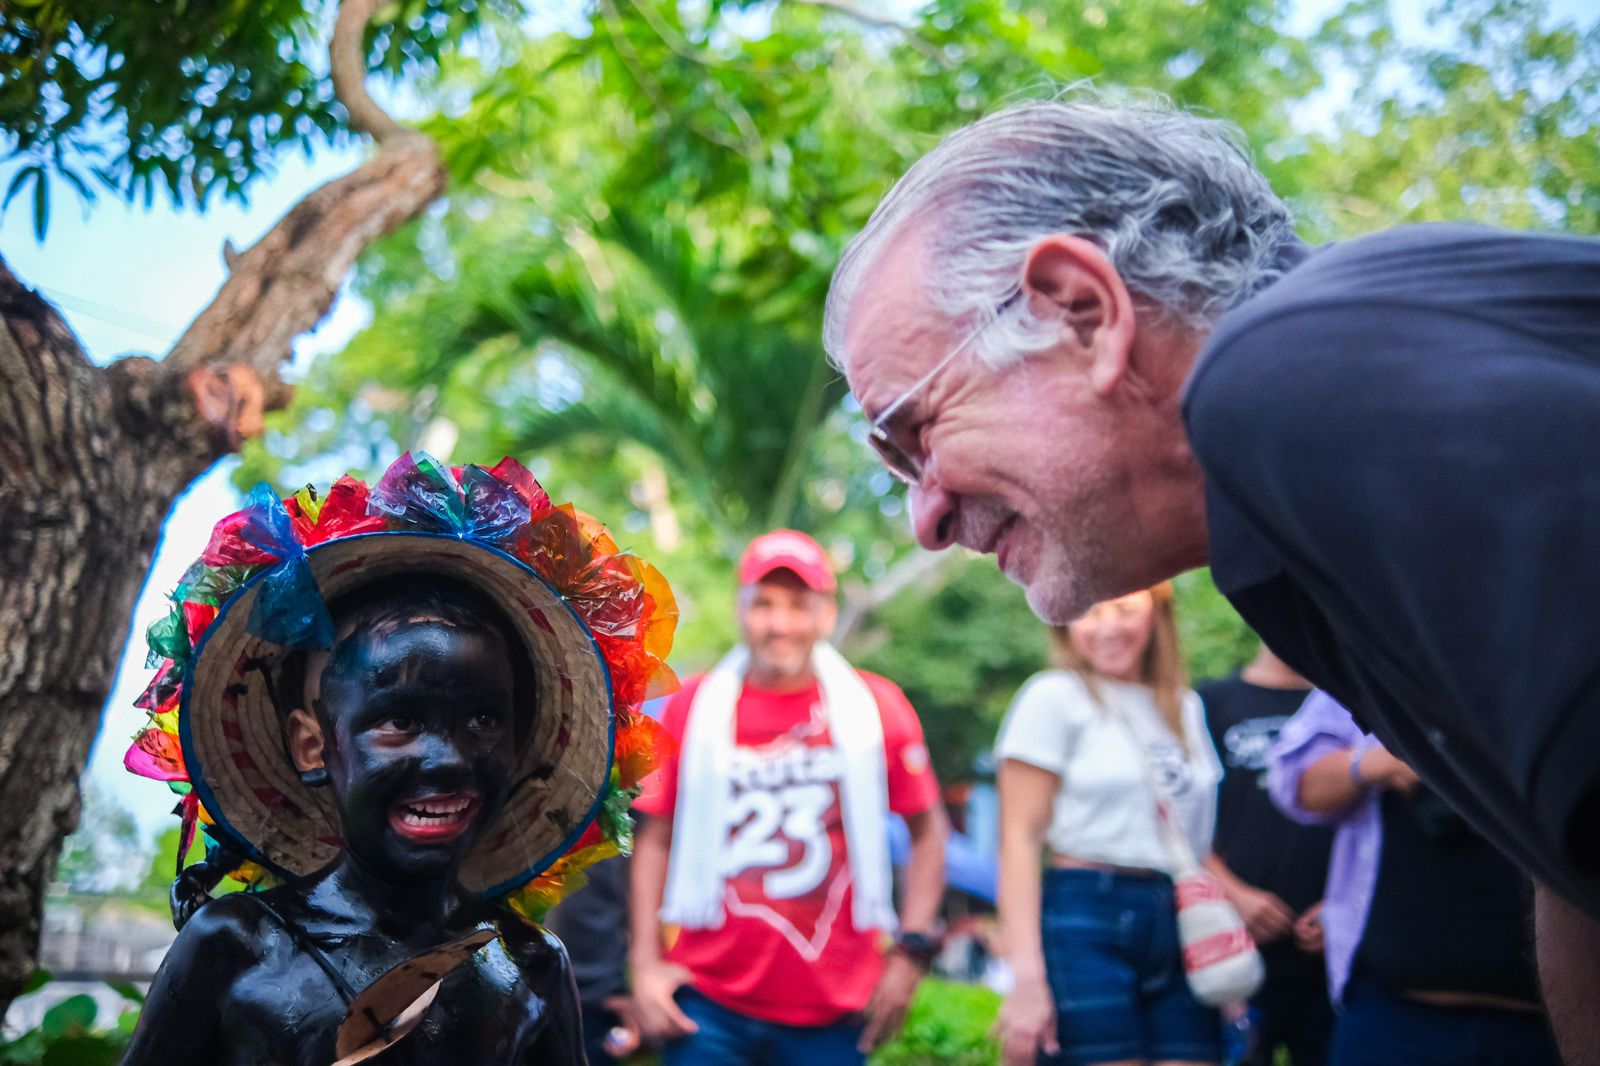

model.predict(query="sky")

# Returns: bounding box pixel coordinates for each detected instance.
[1,146,369,837]
[5,0,1595,846]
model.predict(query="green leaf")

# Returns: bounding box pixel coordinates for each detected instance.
[2,164,40,214]
[21,969,52,995]
[31,167,48,241]
[113,1007,141,1039]
[0,1027,48,1063]
[40,1035,123,1066]
[39,995,97,1039]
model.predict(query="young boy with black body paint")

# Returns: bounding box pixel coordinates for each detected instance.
[119,454,678,1066]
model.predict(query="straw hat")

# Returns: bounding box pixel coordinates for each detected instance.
[128,453,677,899]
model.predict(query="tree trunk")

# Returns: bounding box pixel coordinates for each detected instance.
[0,271,183,1009]
[0,1,447,1017]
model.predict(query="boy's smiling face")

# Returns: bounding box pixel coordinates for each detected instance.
[290,613,520,883]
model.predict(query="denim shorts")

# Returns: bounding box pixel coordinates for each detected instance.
[1039,868,1223,1066]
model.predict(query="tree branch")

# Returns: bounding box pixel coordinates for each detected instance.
[599,0,743,152]
[787,0,948,65]
[330,0,414,144]
[157,140,445,457]
[154,0,447,461]
[835,549,955,642]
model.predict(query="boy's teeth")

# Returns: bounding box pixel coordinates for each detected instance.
[399,796,472,824]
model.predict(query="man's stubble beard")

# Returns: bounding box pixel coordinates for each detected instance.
[1017,468,1133,625]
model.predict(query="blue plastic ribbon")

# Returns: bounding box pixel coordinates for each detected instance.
[459,463,534,542]
[239,482,336,649]
[369,451,532,543]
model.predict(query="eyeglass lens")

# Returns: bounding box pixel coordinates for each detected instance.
[869,429,919,485]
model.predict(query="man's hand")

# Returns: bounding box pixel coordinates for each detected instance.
[858,952,922,1052]
[1229,883,1295,944]
[600,995,642,1058]
[1294,901,1325,954]
[1358,748,1421,793]
[994,973,1058,1066]
[631,957,698,1043]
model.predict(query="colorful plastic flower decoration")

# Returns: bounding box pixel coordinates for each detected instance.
[126,452,678,916]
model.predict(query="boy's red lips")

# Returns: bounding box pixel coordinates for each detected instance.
[388,790,481,844]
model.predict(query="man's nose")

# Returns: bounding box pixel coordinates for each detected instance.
[910,480,957,551]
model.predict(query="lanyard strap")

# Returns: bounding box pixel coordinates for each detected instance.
[1109,703,1201,876]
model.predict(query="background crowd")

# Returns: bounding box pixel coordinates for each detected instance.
[534,536,1563,1066]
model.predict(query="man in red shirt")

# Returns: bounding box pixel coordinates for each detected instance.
[630,530,949,1065]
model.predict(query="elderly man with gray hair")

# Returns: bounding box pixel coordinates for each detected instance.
[826,89,1600,1064]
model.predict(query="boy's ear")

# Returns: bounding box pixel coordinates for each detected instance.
[287,708,326,772]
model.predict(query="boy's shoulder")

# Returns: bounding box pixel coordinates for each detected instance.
[491,911,571,970]
[181,889,275,947]
[162,890,290,992]
[182,883,346,958]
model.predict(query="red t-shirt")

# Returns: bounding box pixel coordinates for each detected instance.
[634,670,940,1026]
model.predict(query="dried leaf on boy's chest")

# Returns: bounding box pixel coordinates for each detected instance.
[331,927,498,1066]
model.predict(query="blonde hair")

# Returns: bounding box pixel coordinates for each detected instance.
[1049,582,1191,748]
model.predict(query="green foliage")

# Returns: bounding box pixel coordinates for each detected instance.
[1174,569,1259,684]
[200,0,1600,781]
[849,559,1048,783]
[276,206,846,543]
[128,827,248,913]
[1299,0,1600,236]
[870,978,1001,1066]
[0,0,526,232]
[234,0,1594,783]
[1,0,335,225]
[54,785,141,894]
[56,815,249,917]
[0,981,140,1065]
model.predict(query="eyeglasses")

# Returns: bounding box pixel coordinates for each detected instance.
[866,296,1017,486]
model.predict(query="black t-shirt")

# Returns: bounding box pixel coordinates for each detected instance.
[1200,676,1333,981]
[1183,222,1600,921]
[1199,676,1331,912]
[544,854,629,1004]
[1356,789,1540,1001]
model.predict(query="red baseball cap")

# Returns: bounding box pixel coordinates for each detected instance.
[738,529,836,593]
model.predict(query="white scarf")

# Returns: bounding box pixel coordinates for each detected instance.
[659,642,896,932]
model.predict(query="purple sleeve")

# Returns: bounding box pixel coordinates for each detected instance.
[1265,690,1371,826]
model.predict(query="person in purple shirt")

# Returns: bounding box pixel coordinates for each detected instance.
[1266,692,1559,1065]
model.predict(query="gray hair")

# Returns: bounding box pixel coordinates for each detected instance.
[824,88,1298,368]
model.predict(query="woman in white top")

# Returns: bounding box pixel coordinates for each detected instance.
[994,584,1223,1066]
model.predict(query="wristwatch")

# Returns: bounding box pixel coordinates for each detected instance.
[892,930,942,971]
[1348,748,1368,787]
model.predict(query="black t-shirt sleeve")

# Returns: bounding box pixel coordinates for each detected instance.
[1184,227,1600,906]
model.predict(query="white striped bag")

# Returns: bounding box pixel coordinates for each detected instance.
[1162,812,1264,1006]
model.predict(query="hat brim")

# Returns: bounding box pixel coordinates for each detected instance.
[179,531,614,897]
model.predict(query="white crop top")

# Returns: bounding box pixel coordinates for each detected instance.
[994,670,1222,874]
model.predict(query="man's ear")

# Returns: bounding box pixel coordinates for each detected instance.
[286,708,326,773]
[1021,234,1137,397]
